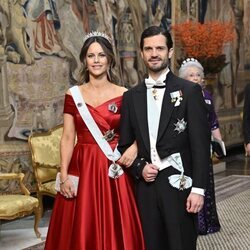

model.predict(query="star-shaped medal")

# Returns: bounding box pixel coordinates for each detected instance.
[174,118,187,134]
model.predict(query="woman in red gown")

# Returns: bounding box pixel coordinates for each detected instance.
[45,32,145,250]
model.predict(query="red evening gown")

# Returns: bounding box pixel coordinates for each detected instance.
[45,94,145,250]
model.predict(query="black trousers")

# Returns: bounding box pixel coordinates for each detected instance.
[135,168,197,250]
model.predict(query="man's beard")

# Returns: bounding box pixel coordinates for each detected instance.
[147,58,169,72]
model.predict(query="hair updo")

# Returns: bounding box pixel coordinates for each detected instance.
[179,58,204,79]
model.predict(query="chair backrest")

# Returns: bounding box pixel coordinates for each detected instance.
[28,124,63,186]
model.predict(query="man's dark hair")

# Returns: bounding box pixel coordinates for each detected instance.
[140,26,173,51]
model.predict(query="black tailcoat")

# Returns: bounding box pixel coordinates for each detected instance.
[118,71,211,250]
[243,83,250,144]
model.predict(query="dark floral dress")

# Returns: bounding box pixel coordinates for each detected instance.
[198,89,221,235]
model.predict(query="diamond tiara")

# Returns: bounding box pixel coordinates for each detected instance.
[181,58,198,67]
[83,31,112,44]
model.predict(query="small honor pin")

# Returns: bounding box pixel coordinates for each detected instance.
[77,102,82,107]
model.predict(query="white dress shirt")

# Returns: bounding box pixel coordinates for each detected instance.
[146,69,205,196]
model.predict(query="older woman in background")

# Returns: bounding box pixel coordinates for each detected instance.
[179,58,221,235]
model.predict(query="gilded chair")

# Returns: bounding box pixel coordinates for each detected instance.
[28,124,63,216]
[0,173,41,238]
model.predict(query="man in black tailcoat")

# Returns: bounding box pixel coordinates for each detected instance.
[118,26,211,250]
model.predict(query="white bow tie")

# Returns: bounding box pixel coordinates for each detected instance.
[145,77,166,89]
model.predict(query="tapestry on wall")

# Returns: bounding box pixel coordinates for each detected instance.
[6,56,68,140]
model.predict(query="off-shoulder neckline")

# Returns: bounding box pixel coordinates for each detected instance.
[65,94,122,109]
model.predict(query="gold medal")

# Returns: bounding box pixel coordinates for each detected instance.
[152,89,158,100]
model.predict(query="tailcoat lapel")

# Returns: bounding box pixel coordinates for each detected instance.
[157,72,181,142]
[133,82,150,154]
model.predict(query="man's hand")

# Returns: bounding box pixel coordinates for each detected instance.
[142,164,159,182]
[186,192,204,213]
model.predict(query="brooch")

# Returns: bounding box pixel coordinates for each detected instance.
[108,103,118,113]
[170,90,183,107]
[108,162,124,179]
[205,99,211,105]
[103,129,115,141]
[174,118,187,134]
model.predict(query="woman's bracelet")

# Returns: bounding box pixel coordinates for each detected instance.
[59,177,69,185]
[57,164,67,171]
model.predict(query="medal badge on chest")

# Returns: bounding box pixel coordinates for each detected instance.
[152,89,158,100]
[170,90,183,107]
[174,118,187,134]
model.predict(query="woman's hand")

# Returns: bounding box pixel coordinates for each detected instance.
[60,176,76,198]
[118,141,138,167]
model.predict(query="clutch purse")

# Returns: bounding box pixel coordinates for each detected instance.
[211,137,226,158]
[55,173,79,195]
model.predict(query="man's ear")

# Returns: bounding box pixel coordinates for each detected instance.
[168,48,174,59]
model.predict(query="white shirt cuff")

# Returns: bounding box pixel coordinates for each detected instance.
[191,187,205,196]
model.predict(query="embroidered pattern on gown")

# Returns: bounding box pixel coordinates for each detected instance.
[45,94,145,250]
